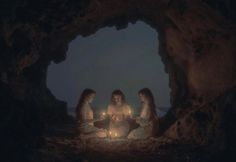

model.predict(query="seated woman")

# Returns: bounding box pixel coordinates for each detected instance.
[128,88,159,139]
[107,90,132,138]
[76,89,107,138]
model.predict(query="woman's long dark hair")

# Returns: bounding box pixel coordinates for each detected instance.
[111,89,126,104]
[76,89,96,121]
[139,88,158,121]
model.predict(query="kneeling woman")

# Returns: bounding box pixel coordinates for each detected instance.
[128,88,159,139]
[76,89,107,138]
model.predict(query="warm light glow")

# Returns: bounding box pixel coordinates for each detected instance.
[102,112,106,116]
[129,110,131,114]
[108,130,119,138]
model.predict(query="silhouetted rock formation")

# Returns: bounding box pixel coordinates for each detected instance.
[0,0,236,161]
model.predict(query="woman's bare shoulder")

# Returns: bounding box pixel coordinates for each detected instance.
[80,104,90,111]
[107,104,114,110]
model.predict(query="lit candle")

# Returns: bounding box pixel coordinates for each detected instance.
[102,112,106,116]
[115,132,118,137]
[109,131,112,139]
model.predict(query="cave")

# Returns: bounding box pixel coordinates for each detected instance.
[1,0,236,162]
[46,21,171,117]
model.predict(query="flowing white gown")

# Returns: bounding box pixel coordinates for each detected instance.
[127,104,154,139]
[78,103,107,138]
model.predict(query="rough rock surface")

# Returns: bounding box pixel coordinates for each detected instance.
[0,0,236,161]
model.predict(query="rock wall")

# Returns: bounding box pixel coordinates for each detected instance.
[0,0,236,160]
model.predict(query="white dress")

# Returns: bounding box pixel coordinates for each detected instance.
[78,103,107,138]
[127,104,153,139]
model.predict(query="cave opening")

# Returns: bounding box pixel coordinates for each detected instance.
[1,1,236,161]
[46,21,171,118]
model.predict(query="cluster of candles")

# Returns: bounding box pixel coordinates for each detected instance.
[101,112,118,138]
[100,109,132,139]
[109,131,118,138]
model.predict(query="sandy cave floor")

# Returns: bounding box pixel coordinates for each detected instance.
[34,124,213,162]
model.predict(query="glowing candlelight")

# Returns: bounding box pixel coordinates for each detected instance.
[128,110,131,114]
[109,131,112,135]
[115,132,118,137]
[101,111,106,119]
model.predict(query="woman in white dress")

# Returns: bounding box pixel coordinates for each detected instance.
[107,90,132,138]
[128,88,159,139]
[76,89,107,138]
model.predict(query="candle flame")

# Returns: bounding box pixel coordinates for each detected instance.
[102,112,106,116]
[115,133,118,137]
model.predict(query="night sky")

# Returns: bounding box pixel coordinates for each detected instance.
[47,21,170,115]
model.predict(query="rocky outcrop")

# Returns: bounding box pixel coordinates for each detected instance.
[0,0,236,161]
[164,101,223,145]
